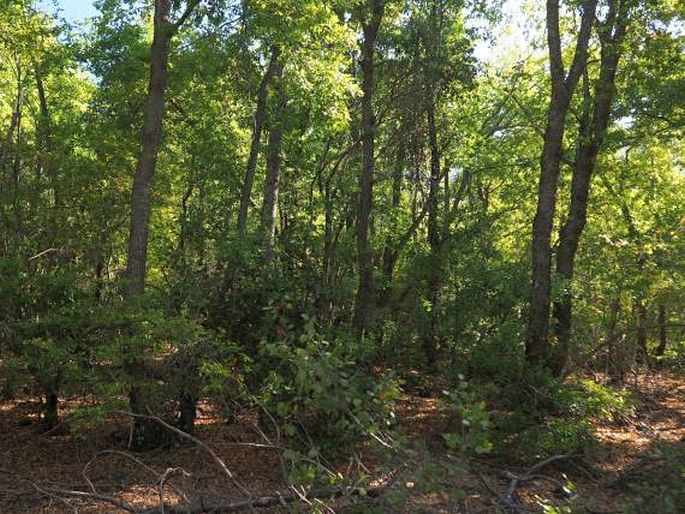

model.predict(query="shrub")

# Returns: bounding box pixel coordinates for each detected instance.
[259,318,400,450]
[441,376,493,455]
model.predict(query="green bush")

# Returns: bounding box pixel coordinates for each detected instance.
[259,318,400,449]
[441,376,493,454]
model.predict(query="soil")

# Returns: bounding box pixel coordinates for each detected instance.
[0,372,682,513]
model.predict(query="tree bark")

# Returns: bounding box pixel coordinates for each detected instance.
[527,0,597,367]
[0,60,24,173]
[125,0,174,298]
[353,0,384,340]
[551,0,629,375]
[36,70,60,210]
[423,97,441,370]
[380,138,405,299]
[123,0,199,449]
[237,45,281,234]
[635,299,648,364]
[260,60,286,264]
[655,304,667,357]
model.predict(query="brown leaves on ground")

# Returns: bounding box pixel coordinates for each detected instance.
[0,372,683,513]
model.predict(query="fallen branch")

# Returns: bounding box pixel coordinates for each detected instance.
[35,483,139,513]
[116,410,255,509]
[39,417,72,437]
[81,450,190,505]
[505,453,575,506]
[139,491,299,513]
[478,472,529,514]
[478,453,575,514]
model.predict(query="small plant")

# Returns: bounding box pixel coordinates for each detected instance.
[442,376,493,454]
[259,318,400,451]
[557,379,635,421]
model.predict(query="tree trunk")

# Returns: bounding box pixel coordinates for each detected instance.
[527,0,597,367]
[353,0,384,341]
[123,0,198,450]
[237,46,281,234]
[11,78,24,249]
[260,61,286,264]
[605,296,623,382]
[0,60,24,173]
[423,98,441,370]
[36,70,60,211]
[43,383,59,429]
[125,0,173,298]
[550,1,628,376]
[380,139,405,301]
[655,304,667,357]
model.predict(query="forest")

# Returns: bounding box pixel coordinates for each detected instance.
[0,0,683,512]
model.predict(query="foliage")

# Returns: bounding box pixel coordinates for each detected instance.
[622,441,685,514]
[259,316,400,448]
[0,5,683,511]
[441,376,493,454]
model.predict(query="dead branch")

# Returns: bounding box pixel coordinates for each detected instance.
[33,483,78,513]
[504,453,575,507]
[27,247,60,261]
[478,472,529,514]
[35,483,139,513]
[117,410,256,510]
[82,449,190,508]
[524,452,574,477]
[39,417,72,437]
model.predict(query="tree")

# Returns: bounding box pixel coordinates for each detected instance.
[550,0,630,374]
[527,0,598,368]
[353,0,385,340]
[123,0,201,449]
[237,45,282,234]
[125,0,200,298]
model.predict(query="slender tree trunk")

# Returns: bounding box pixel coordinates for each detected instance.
[237,46,281,234]
[260,61,286,264]
[43,383,59,430]
[125,0,173,298]
[655,304,667,357]
[353,0,384,340]
[0,61,23,173]
[527,0,597,367]
[605,296,622,381]
[528,98,573,365]
[551,0,628,375]
[380,140,405,297]
[123,0,198,449]
[319,177,334,321]
[94,255,105,303]
[36,70,60,211]
[635,299,648,364]
[11,81,24,249]
[423,98,441,370]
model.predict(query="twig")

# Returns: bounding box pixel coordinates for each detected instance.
[116,410,256,511]
[478,472,529,514]
[35,483,139,513]
[157,467,189,514]
[524,452,574,476]
[39,417,72,437]
[28,247,59,261]
[33,484,78,513]
[347,409,395,449]
[82,449,190,508]
[504,453,575,508]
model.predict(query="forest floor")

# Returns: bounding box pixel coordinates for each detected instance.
[0,371,683,513]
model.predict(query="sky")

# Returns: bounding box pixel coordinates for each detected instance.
[35,0,536,66]
[37,0,98,22]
